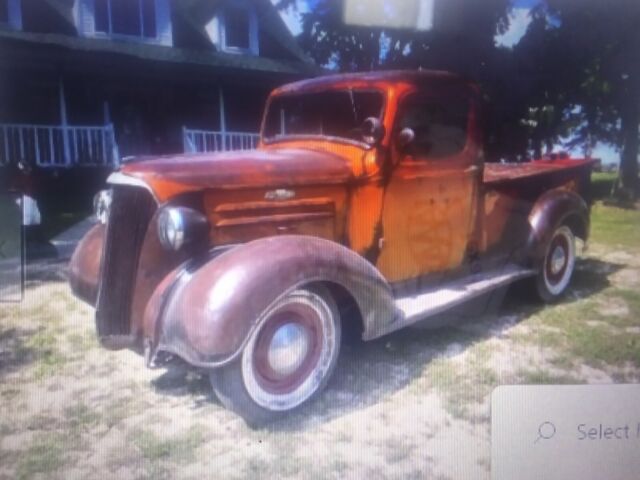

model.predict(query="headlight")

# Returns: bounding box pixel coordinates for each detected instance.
[157,206,208,251]
[93,189,112,224]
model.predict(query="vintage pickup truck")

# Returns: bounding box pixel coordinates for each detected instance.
[69,70,594,425]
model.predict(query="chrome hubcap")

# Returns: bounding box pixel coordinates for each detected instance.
[242,289,338,411]
[550,246,566,275]
[267,323,310,377]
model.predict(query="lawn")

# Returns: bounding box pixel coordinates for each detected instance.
[590,171,618,199]
[0,171,638,479]
[590,201,640,250]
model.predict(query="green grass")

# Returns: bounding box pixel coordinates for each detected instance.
[590,202,640,250]
[589,171,640,250]
[131,425,206,464]
[521,287,640,370]
[614,289,640,313]
[591,172,618,200]
[517,368,582,385]
[573,326,640,367]
[64,403,102,432]
[17,434,66,480]
[26,329,68,380]
[424,349,497,420]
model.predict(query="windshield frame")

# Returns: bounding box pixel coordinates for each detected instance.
[260,87,388,148]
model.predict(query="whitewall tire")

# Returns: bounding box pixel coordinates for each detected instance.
[210,286,341,426]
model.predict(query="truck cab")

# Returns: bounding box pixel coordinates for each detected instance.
[258,71,484,283]
[69,70,594,425]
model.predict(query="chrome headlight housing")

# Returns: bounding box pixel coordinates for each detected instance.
[157,206,208,251]
[93,189,112,224]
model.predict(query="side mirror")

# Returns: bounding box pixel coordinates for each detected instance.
[362,117,386,145]
[396,127,415,150]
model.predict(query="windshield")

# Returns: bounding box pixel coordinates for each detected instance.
[263,89,384,143]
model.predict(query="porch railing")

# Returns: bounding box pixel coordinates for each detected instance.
[0,123,119,168]
[183,127,260,153]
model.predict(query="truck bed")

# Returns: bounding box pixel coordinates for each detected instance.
[483,158,596,186]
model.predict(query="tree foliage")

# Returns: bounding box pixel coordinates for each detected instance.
[542,0,640,194]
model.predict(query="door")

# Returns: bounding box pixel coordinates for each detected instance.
[375,89,482,284]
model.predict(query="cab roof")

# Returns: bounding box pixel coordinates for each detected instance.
[273,69,472,95]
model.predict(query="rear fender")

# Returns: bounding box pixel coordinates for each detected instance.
[144,236,398,368]
[527,189,589,262]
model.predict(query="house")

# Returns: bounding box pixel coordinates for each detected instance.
[0,0,318,171]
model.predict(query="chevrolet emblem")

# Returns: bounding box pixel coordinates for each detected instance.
[265,189,296,201]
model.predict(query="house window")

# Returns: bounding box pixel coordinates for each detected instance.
[221,4,258,54]
[94,0,157,39]
[225,6,250,49]
[0,0,22,29]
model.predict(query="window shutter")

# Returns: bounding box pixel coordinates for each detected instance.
[155,0,172,46]
[77,0,96,36]
[8,0,22,30]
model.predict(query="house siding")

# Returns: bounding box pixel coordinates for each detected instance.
[0,0,317,168]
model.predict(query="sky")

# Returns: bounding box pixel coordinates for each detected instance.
[273,0,312,36]
[494,7,532,48]
[272,0,619,164]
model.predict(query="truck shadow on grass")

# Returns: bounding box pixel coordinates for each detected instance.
[150,365,218,408]
[110,257,625,430]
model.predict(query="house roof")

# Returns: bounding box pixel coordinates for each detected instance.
[7,0,318,76]
[0,28,319,77]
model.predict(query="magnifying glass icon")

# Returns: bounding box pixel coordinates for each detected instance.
[534,421,556,443]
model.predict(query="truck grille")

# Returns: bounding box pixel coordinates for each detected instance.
[96,186,156,339]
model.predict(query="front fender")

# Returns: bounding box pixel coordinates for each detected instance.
[69,223,105,306]
[145,236,398,368]
[527,189,589,262]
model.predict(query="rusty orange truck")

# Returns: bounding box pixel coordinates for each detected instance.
[69,70,595,425]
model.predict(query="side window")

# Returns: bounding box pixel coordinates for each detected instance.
[397,95,469,159]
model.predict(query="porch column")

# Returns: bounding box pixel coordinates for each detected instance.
[103,101,111,124]
[218,86,226,150]
[218,86,226,133]
[58,77,71,166]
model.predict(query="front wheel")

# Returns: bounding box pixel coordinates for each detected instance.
[210,286,341,426]
[534,225,576,302]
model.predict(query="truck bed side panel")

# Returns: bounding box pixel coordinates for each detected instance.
[481,159,594,255]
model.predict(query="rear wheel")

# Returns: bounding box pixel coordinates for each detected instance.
[210,286,341,426]
[534,225,576,302]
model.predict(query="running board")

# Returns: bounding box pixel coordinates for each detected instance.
[383,264,535,336]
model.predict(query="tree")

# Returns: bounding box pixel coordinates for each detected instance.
[523,0,640,196]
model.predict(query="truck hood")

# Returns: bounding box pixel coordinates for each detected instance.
[117,148,354,202]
